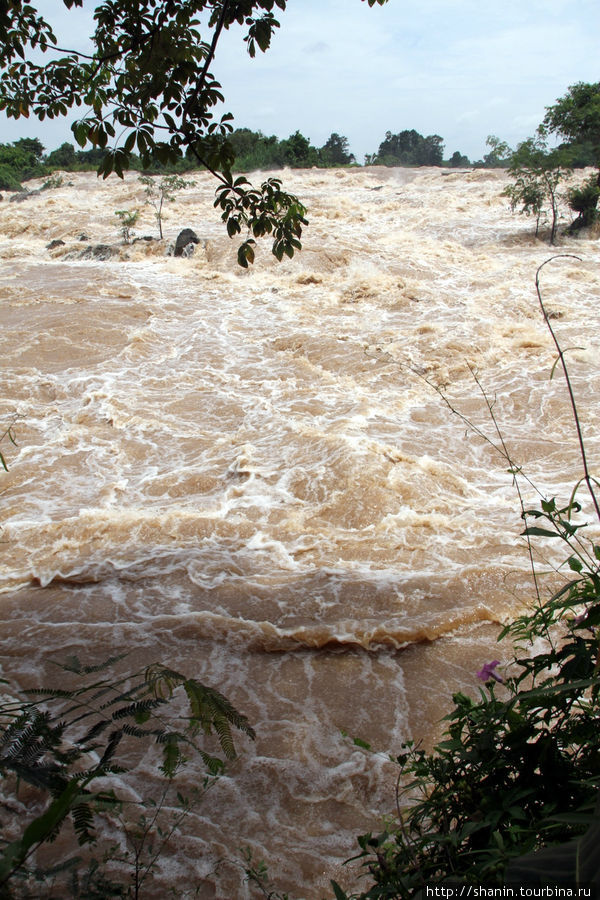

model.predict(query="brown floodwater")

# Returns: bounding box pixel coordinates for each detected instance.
[1,166,599,897]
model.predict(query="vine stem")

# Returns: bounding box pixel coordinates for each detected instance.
[535,255,600,524]
[412,365,544,608]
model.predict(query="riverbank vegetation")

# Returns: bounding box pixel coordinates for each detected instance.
[326,258,600,897]
[3,85,600,251]
[1,0,599,894]
[1,257,599,897]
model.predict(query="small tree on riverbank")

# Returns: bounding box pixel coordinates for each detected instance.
[115,208,139,244]
[542,81,600,227]
[504,136,569,243]
[139,174,195,240]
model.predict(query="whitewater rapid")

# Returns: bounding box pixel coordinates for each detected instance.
[1,165,599,896]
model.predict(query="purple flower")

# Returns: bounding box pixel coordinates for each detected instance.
[477,660,504,683]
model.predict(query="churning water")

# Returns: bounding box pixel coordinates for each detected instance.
[1,166,599,896]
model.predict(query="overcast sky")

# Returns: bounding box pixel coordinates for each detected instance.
[3,0,599,163]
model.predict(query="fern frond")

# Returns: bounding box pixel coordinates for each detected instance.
[0,709,49,757]
[198,750,225,776]
[71,800,96,845]
[26,687,80,699]
[183,678,255,759]
[111,698,165,721]
[191,680,255,737]
[154,729,187,745]
[157,734,184,779]
[96,685,145,712]
[0,711,72,792]
[144,663,185,700]
[210,716,236,760]
[76,718,112,747]
[53,653,129,675]
[121,723,164,739]
[96,729,123,771]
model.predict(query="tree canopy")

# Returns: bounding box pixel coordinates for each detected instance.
[372,129,445,166]
[0,0,387,264]
[503,81,600,240]
[0,136,46,188]
[542,82,600,161]
[542,81,600,180]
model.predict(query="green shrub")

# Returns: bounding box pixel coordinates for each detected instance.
[567,175,600,229]
[138,174,194,239]
[331,259,600,898]
[0,656,254,896]
[114,209,140,244]
[0,164,22,191]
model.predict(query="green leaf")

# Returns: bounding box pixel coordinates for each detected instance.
[237,244,250,268]
[0,779,82,883]
[522,526,560,538]
[123,131,136,153]
[331,881,349,900]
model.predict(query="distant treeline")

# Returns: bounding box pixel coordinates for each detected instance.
[0,127,597,191]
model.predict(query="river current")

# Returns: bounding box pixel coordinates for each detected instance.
[1,166,599,897]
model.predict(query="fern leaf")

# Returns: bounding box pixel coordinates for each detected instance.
[54,653,129,675]
[96,729,123,771]
[71,800,96,845]
[211,715,236,761]
[199,750,225,776]
[121,723,164,739]
[0,778,83,882]
[144,663,185,699]
[111,698,164,721]
[183,679,255,759]
[158,734,184,779]
[76,718,112,747]
[25,687,78,699]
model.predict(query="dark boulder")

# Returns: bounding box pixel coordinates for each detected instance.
[64,244,121,261]
[46,239,66,250]
[174,228,200,257]
[79,244,120,260]
[10,190,42,203]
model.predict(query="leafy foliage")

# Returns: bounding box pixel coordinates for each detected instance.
[0,657,254,893]
[504,136,569,243]
[329,262,600,899]
[541,82,600,227]
[214,173,307,267]
[371,129,445,167]
[0,138,47,188]
[447,150,470,168]
[0,0,391,262]
[114,208,139,244]
[566,175,600,230]
[505,82,600,239]
[319,133,356,167]
[542,81,600,169]
[480,134,512,168]
[138,174,194,239]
